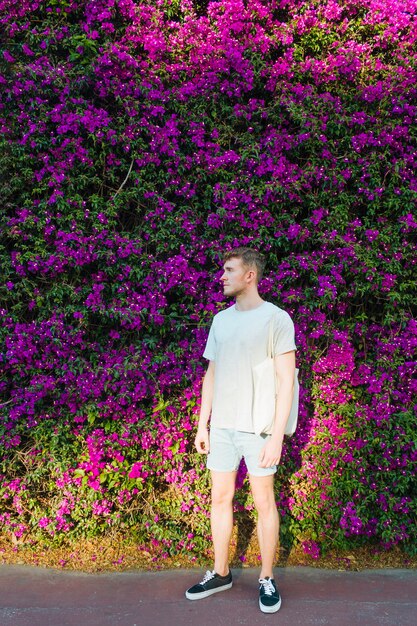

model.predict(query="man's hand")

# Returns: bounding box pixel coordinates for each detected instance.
[258,437,283,468]
[195,427,210,454]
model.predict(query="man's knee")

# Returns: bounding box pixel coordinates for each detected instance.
[254,493,277,518]
[211,471,236,506]
[250,476,277,516]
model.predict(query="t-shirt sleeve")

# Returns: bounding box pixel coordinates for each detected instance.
[273,311,296,356]
[203,321,216,361]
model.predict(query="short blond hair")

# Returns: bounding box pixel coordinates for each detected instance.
[223,247,266,283]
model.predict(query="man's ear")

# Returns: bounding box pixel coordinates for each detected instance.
[246,269,256,283]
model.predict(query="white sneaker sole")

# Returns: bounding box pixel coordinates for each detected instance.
[185,582,233,600]
[259,597,282,613]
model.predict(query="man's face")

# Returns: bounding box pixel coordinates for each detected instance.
[220,257,252,297]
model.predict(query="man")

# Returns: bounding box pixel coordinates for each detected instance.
[185,247,296,614]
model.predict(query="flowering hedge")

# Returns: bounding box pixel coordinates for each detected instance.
[1,0,416,561]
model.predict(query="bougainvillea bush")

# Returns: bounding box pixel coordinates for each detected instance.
[1,0,416,562]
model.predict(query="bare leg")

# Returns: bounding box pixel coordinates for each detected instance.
[249,474,279,579]
[210,470,237,576]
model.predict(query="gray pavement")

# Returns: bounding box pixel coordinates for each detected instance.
[0,565,416,626]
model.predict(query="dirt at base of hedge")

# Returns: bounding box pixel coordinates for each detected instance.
[1,532,416,574]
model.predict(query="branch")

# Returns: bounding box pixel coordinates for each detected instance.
[112,158,134,200]
[0,399,14,408]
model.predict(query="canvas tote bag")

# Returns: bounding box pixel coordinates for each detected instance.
[252,317,299,436]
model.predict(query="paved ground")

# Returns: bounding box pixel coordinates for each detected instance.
[0,565,416,626]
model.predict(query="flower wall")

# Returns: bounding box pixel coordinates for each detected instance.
[0,0,416,559]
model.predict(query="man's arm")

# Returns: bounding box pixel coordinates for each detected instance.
[258,350,296,467]
[194,360,215,454]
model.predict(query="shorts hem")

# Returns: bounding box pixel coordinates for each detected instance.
[207,463,239,473]
[247,467,277,477]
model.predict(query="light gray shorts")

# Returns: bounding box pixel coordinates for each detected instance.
[207,427,277,477]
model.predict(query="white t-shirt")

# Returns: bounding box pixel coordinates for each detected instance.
[203,301,296,432]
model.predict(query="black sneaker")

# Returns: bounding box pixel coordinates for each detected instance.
[185,570,233,600]
[259,577,281,613]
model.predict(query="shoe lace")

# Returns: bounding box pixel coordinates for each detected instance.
[259,578,275,596]
[201,570,216,585]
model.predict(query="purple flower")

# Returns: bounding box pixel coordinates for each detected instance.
[3,50,15,63]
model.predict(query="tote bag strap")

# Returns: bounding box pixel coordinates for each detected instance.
[267,316,274,359]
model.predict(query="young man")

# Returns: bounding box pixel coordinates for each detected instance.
[185,247,296,613]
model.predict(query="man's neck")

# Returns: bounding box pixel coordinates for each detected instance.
[234,292,264,312]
